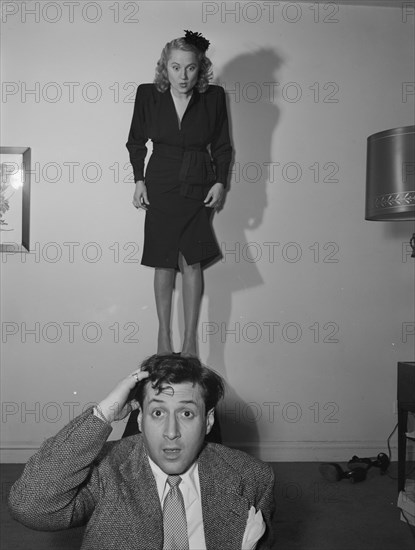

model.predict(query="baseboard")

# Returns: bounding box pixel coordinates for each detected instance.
[225,440,406,462]
[1,445,39,463]
[1,440,410,463]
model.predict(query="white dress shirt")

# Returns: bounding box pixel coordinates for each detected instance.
[148,456,207,550]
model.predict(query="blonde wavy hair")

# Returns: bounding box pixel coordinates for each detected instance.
[154,37,213,93]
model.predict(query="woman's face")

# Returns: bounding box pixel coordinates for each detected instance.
[167,49,199,96]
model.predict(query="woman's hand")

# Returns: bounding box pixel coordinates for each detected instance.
[132,180,150,210]
[97,369,149,423]
[204,182,225,209]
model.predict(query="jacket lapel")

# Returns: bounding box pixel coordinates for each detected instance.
[118,437,163,549]
[198,445,250,550]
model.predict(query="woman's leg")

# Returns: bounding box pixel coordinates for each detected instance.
[179,254,202,357]
[154,267,175,354]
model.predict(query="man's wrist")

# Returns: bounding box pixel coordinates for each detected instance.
[93,404,113,425]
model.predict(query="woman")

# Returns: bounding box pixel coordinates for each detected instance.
[127,31,232,357]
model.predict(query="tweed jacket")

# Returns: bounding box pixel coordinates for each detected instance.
[8,409,275,550]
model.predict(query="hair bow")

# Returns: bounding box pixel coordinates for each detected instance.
[183,30,210,52]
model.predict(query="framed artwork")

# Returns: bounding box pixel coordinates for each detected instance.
[0,147,31,252]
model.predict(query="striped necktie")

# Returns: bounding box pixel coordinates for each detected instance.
[163,475,189,550]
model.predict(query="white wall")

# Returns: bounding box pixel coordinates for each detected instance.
[1,1,414,462]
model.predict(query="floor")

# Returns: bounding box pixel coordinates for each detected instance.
[1,461,414,549]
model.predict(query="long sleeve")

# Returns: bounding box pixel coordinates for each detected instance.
[210,86,233,186]
[126,84,149,182]
[8,408,113,531]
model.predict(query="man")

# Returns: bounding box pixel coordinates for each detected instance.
[8,355,275,549]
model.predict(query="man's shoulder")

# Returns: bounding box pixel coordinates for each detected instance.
[98,434,145,467]
[203,442,273,479]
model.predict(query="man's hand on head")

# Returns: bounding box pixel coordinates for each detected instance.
[96,369,149,424]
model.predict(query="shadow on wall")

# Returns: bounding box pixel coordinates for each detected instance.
[202,48,283,449]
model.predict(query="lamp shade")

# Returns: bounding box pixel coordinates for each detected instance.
[365,125,415,221]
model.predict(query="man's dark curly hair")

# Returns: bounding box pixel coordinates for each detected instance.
[135,354,224,412]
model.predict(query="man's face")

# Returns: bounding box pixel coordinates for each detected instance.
[138,381,214,475]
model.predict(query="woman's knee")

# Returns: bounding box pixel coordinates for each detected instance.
[183,261,200,275]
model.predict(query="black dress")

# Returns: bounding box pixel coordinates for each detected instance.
[126,83,232,269]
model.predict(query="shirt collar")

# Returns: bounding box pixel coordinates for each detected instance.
[147,456,200,507]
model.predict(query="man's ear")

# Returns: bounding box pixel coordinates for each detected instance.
[206,408,215,435]
[137,406,143,432]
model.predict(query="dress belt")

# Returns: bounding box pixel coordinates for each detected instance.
[152,144,215,196]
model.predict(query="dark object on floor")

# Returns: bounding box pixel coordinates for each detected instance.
[319,452,391,484]
[319,462,367,483]
[348,452,390,475]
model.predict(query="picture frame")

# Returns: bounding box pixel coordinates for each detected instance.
[0,147,31,252]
